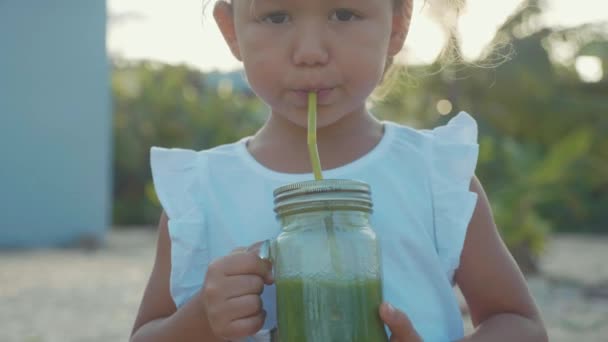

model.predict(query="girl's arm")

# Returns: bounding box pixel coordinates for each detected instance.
[454,176,548,342]
[130,212,224,342]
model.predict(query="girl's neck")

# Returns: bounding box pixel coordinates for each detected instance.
[247,108,384,174]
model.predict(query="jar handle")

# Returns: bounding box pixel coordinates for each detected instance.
[257,239,273,261]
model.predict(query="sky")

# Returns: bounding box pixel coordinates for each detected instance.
[107,0,607,73]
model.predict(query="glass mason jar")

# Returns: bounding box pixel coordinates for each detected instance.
[259,179,388,342]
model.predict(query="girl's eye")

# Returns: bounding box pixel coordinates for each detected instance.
[330,9,359,22]
[261,12,290,24]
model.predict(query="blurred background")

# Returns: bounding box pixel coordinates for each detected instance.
[1,0,607,341]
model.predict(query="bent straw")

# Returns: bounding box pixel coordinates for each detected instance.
[307,93,323,181]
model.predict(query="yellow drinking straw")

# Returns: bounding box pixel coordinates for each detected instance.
[307,93,323,180]
[307,92,342,273]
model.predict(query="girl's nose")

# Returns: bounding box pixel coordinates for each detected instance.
[291,25,329,67]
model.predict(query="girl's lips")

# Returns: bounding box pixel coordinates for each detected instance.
[293,88,334,105]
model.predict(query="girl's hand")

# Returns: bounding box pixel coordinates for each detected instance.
[380,302,423,342]
[199,243,274,341]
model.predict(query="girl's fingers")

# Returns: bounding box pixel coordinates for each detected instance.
[223,274,265,298]
[224,294,264,319]
[245,240,265,254]
[227,309,267,338]
[223,252,272,280]
[379,302,422,342]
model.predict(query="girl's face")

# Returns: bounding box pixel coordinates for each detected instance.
[215,0,409,128]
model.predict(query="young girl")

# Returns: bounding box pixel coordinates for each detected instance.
[131,0,548,341]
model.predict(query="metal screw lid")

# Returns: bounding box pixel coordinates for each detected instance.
[273,179,373,215]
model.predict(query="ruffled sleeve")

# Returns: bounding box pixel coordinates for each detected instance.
[150,147,204,221]
[427,112,479,282]
[150,147,210,307]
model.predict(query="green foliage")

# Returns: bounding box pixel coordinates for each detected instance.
[112,61,265,224]
[481,131,591,272]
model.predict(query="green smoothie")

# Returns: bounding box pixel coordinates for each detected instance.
[275,278,389,342]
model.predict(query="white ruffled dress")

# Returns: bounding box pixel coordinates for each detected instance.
[150,112,479,341]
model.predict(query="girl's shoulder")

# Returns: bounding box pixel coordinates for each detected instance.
[150,138,247,171]
[149,138,248,220]
[379,111,479,174]
[383,112,480,281]
[385,111,478,149]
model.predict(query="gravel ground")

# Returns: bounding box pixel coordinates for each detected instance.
[1,229,607,342]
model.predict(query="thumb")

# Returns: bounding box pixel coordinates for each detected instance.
[379,302,422,342]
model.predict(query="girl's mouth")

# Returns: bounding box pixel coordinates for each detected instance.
[293,88,334,105]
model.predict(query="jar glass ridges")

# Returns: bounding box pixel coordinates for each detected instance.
[271,179,388,342]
